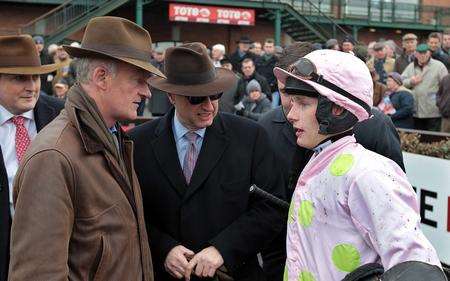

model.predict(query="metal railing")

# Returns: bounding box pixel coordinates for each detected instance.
[252,0,450,28]
[19,0,123,36]
[253,0,352,41]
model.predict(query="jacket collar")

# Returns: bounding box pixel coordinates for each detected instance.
[64,83,118,156]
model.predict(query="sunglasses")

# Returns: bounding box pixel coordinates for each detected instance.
[185,93,223,105]
[292,58,371,114]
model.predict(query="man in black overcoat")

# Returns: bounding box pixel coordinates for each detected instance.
[0,35,63,281]
[130,43,285,281]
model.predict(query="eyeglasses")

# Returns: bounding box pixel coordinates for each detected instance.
[185,93,223,105]
[292,58,371,114]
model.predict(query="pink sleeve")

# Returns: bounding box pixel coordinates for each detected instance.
[347,168,441,270]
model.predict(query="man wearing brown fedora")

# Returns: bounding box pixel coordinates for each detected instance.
[130,42,285,281]
[8,17,164,281]
[0,34,63,281]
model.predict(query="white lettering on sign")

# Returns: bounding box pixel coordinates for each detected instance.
[217,9,249,20]
[173,6,210,17]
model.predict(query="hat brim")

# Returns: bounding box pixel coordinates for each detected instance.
[273,67,369,121]
[63,45,166,78]
[0,63,60,75]
[148,67,236,97]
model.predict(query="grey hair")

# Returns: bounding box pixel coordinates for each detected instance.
[75,58,117,84]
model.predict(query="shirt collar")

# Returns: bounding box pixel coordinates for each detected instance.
[0,103,34,126]
[109,126,118,134]
[173,110,206,141]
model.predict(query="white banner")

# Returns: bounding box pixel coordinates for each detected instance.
[403,152,450,264]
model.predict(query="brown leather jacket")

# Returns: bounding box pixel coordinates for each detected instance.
[9,85,153,281]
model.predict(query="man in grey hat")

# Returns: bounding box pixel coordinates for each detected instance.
[9,16,164,281]
[367,42,395,84]
[130,42,284,281]
[395,33,418,74]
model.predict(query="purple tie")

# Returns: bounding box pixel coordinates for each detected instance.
[183,132,199,184]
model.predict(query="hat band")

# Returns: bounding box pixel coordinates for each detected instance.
[167,69,217,85]
[0,55,41,68]
[81,43,152,62]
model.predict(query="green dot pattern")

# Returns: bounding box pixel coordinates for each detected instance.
[331,243,361,272]
[298,200,314,227]
[283,265,289,281]
[288,201,295,224]
[298,271,316,281]
[329,154,355,176]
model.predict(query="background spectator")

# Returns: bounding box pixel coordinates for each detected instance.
[211,43,225,67]
[402,43,448,131]
[367,42,395,84]
[218,58,239,113]
[256,38,278,107]
[149,45,171,116]
[325,38,340,50]
[379,72,414,128]
[235,58,271,104]
[33,35,54,95]
[436,73,450,132]
[249,41,262,57]
[52,46,72,90]
[395,33,418,74]
[229,36,253,73]
[384,40,398,59]
[341,36,355,53]
[443,30,450,55]
[370,66,387,106]
[235,79,271,121]
[53,78,69,100]
[428,32,450,69]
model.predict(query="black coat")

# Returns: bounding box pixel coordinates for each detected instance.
[0,94,64,281]
[229,50,255,74]
[255,55,278,92]
[130,110,285,281]
[389,89,415,129]
[257,106,405,281]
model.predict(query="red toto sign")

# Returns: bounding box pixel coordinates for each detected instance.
[169,3,255,26]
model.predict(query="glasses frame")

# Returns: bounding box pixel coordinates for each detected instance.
[185,93,223,105]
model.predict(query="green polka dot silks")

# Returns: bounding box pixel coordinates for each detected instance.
[298,200,314,227]
[330,154,354,176]
[331,243,361,272]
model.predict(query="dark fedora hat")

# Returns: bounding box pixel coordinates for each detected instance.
[63,16,165,78]
[236,36,252,44]
[0,35,60,75]
[148,42,236,97]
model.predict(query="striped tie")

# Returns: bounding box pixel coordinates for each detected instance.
[182,132,199,185]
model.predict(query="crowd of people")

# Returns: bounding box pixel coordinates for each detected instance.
[1,15,449,281]
[32,27,450,133]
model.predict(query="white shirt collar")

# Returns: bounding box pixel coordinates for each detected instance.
[0,104,35,126]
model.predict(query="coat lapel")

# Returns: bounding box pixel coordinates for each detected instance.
[184,114,229,201]
[151,112,188,197]
[34,97,58,131]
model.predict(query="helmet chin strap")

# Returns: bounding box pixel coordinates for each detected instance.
[316,95,358,135]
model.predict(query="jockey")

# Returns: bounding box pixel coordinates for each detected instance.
[273,50,445,281]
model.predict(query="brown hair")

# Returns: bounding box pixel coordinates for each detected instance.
[428,32,441,41]
[241,58,254,66]
[275,41,315,70]
[264,38,275,44]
